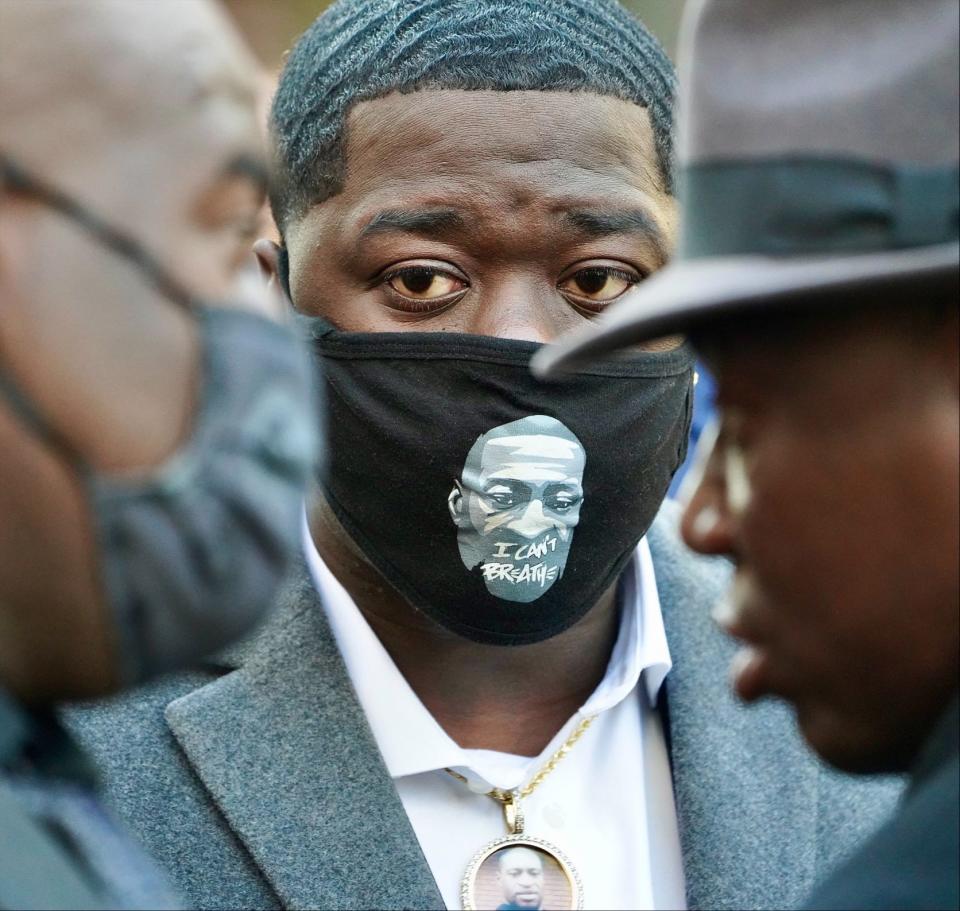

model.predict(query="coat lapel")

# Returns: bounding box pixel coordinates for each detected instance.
[649,505,820,911]
[164,558,443,910]
[164,505,822,910]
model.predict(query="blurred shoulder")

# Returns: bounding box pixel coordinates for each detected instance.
[648,498,732,599]
[63,670,278,909]
[64,669,215,761]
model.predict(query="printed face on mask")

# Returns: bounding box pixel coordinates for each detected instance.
[449,416,585,602]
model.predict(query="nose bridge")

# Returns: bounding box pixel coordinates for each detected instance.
[695,446,728,515]
[511,497,549,538]
[680,425,739,556]
[467,273,558,343]
[722,435,753,516]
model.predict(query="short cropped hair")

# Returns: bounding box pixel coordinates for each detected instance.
[269,0,677,233]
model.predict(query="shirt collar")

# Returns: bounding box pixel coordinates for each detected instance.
[583,537,672,714]
[302,514,672,784]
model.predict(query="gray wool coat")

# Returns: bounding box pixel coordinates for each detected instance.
[66,505,902,911]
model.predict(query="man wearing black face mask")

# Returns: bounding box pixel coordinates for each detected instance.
[69,2,899,909]
[0,2,315,908]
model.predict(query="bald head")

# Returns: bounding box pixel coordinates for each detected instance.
[0,0,263,265]
[0,0,266,295]
[0,0,257,162]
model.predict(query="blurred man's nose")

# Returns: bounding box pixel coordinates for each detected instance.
[680,427,738,558]
[511,499,550,538]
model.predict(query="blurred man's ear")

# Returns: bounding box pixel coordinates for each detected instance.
[253,238,292,303]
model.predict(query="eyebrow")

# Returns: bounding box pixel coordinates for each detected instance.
[223,152,269,194]
[360,207,465,238]
[357,205,663,245]
[566,208,663,244]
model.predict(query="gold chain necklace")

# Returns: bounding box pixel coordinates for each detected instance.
[447,715,595,911]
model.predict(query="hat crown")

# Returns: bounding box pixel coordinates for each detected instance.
[530,0,960,378]
[676,0,959,260]
[679,0,959,168]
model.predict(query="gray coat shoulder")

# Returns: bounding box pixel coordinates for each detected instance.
[66,508,905,911]
[64,672,279,910]
[648,498,733,597]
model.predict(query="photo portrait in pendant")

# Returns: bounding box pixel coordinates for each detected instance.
[448,415,586,603]
[464,839,579,911]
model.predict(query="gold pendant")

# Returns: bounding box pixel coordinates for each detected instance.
[460,790,583,911]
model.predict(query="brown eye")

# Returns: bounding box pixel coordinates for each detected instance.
[559,266,638,306]
[386,266,466,301]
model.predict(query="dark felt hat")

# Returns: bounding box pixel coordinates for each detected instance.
[533,0,959,376]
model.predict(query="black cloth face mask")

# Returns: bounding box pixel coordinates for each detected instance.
[312,321,695,645]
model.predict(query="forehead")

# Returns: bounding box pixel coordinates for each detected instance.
[100,0,259,120]
[290,89,668,243]
[0,0,261,204]
[499,847,543,868]
[696,304,949,432]
[1,0,257,131]
[697,306,876,382]
[348,89,661,186]
[109,0,262,175]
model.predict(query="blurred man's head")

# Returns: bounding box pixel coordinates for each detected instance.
[0,0,264,309]
[497,846,544,909]
[0,0,269,472]
[682,299,959,773]
[258,0,678,344]
[532,0,959,772]
[0,0,276,701]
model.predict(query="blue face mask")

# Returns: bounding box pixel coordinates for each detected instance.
[0,156,318,685]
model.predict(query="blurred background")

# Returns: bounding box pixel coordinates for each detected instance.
[223,0,688,73]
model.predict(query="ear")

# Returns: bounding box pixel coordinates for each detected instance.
[252,238,293,306]
[448,480,467,526]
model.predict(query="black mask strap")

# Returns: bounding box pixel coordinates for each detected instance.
[0,153,201,459]
[0,154,196,311]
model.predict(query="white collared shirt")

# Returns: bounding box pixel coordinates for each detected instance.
[304,522,687,910]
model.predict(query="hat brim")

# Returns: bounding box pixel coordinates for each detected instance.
[532,242,960,377]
